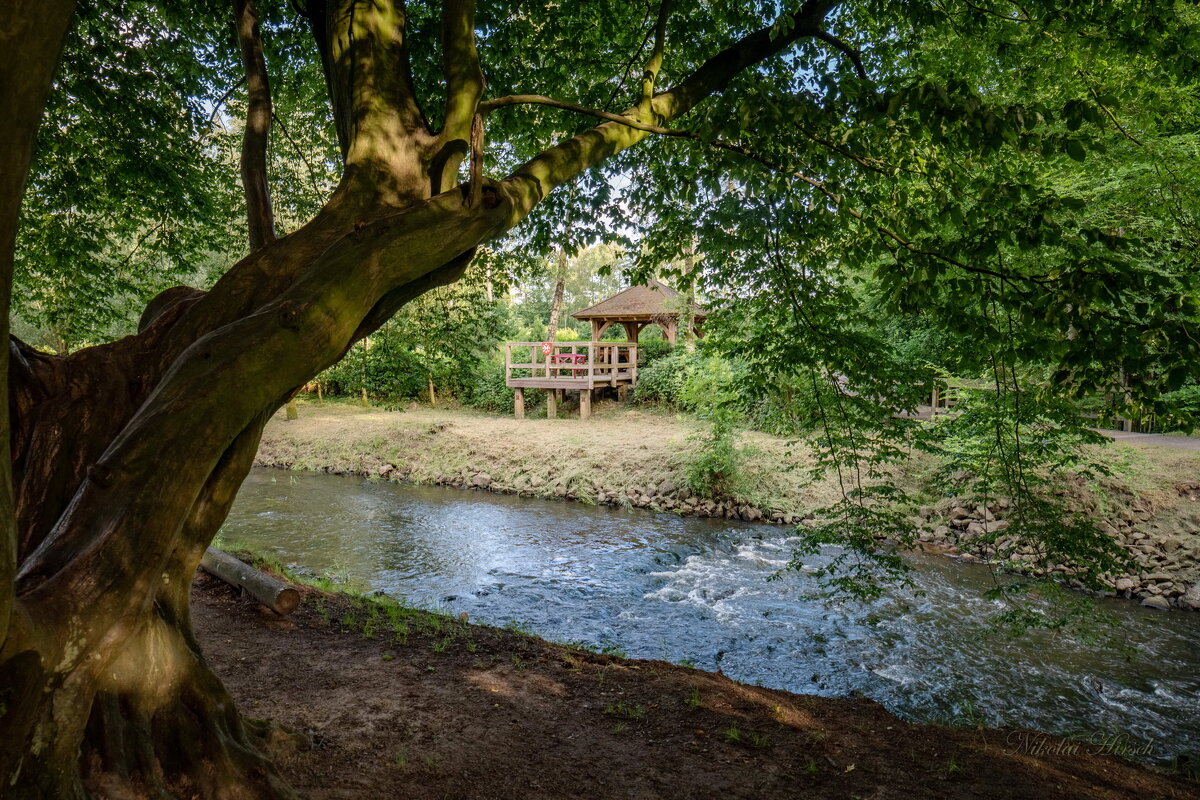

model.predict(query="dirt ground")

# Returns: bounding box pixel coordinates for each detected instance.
[193,573,1198,800]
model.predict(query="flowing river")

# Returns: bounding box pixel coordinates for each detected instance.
[221,468,1200,763]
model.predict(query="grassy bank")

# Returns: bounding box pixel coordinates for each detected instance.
[256,398,864,520]
[256,399,1200,608]
[191,557,1199,799]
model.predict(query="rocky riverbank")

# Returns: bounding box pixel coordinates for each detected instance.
[256,401,1200,610]
[913,491,1200,611]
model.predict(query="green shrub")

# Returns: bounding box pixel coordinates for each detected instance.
[321,342,425,401]
[463,362,547,414]
[680,356,745,498]
[637,336,674,368]
[632,349,696,409]
[745,375,820,436]
[464,362,513,412]
[1160,383,1200,433]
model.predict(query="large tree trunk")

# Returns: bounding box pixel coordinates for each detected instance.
[0,0,832,795]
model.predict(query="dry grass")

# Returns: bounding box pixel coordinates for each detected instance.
[257,398,856,514]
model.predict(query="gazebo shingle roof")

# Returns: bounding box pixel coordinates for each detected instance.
[571,280,707,321]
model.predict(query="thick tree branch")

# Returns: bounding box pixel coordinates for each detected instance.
[481,93,817,171]
[467,112,483,208]
[17,187,513,628]
[311,0,433,199]
[652,0,836,120]
[440,0,484,141]
[431,0,484,194]
[233,0,277,251]
[479,94,681,134]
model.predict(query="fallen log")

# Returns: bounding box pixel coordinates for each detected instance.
[200,547,300,615]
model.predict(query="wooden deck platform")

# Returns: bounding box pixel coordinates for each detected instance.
[504,341,639,418]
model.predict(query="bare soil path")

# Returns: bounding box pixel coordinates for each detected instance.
[1101,430,1200,450]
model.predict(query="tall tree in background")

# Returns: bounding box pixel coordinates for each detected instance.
[546,248,568,339]
[0,1,1196,797]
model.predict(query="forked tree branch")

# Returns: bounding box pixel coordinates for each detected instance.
[430,0,484,194]
[233,0,277,251]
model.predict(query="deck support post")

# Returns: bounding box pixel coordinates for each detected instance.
[547,390,557,419]
[579,388,592,419]
[514,387,525,419]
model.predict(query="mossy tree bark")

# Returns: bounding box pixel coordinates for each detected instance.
[0,0,834,796]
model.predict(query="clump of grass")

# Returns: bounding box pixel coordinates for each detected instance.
[748,732,771,749]
[504,619,533,636]
[599,641,627,658]
[604,701,646,721]
[312,597,330,625]
[951,698,987,729]
[685,685,702,711]
[723,724,742,744]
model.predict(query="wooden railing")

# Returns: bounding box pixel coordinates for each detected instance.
[504,341,639,386]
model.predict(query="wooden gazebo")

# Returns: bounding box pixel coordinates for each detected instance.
[571,280,707,344]
[502,281,706,419]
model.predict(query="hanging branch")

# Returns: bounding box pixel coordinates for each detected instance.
[233,0,276,251]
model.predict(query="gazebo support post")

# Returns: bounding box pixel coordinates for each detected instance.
[580,388,592,419]
[547,390,557,419]
[514,387,525,419]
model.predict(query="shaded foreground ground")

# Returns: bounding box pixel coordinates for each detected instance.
[194,573,1198,800]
